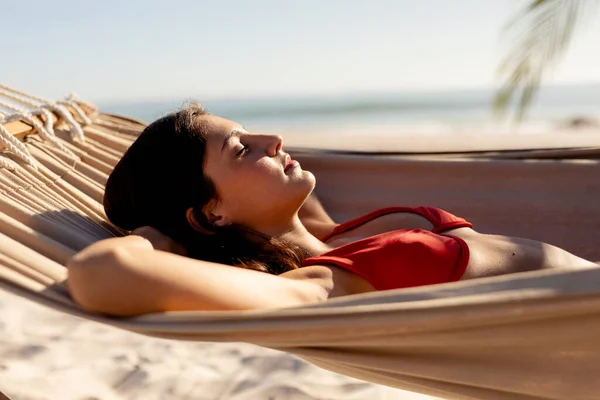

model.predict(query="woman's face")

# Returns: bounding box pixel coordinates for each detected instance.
[200,114,315,231]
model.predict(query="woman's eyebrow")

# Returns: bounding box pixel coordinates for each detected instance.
[221,129,243,153]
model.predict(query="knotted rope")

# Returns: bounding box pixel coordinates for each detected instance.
[0,100,79,162]
[0,111,37,170]
[0,85,88,142]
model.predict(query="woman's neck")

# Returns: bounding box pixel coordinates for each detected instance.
[264,216,332,258]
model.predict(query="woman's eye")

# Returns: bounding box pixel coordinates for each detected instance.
[236,146,249,157]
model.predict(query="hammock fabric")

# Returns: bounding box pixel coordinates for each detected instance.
[1,111,600,400]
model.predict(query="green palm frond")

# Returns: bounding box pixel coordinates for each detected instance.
[495,0,598,120]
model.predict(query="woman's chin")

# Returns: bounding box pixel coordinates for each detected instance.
[287,171,316,201]
[298,170,316,188]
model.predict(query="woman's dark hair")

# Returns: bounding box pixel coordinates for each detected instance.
[103,103,304,274]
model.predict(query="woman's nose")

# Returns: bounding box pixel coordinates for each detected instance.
[264,134,283,156]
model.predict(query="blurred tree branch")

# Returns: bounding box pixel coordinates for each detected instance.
[495,0,598,120]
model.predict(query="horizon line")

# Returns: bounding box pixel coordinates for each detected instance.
[94,81,600,107]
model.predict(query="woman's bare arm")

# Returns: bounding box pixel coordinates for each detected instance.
[67,235,327,317]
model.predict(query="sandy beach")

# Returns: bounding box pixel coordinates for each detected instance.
[0,290,439,400]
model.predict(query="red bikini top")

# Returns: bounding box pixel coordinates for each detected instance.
[302,206,473,291]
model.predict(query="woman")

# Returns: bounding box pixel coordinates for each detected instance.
[67,104,598,316]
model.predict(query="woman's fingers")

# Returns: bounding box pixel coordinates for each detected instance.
[130,226,185,255]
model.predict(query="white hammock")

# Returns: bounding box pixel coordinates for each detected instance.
[1,86,600,400]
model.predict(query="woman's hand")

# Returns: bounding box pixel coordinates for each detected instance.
[130,226,188,256]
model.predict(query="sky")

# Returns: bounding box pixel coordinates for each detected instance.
[2,0,600,103]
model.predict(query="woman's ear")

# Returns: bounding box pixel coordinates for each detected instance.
[209,214,231,227]
[205,200,232,227]
[185,208,216,235]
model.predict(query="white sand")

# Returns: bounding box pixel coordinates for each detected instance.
[0,290,439,400]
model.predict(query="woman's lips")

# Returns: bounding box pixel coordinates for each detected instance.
[285,160,300,173]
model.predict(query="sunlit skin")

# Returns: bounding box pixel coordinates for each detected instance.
[66,114,599,316]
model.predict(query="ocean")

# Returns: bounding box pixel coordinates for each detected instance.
[99,85,600,137]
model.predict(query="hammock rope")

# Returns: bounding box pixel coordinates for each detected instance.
[0,112,37,169]
[0,100,79,161]
[0,85,87,142]
[59,93,94,126]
